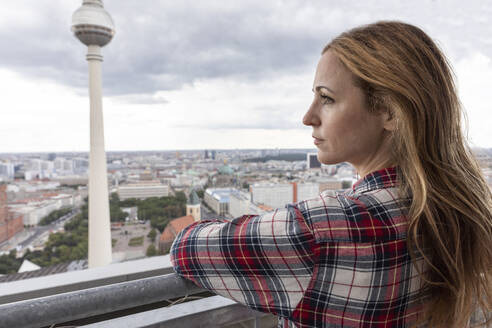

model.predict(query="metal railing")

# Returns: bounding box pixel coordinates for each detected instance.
[0,255,488,327]
[0,272,271,328]
[0,255,175,305]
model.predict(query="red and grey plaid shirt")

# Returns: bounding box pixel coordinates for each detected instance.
[170,167,429,327]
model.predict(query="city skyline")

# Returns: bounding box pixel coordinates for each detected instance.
[1,0,491,152]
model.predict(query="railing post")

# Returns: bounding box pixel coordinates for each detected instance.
[254,315,261,328]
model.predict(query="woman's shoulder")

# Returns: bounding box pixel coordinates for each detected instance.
[296,186,408,243]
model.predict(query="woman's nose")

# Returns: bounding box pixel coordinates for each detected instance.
[303,104,320,126]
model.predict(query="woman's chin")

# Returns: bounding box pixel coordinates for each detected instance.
[317,151,343,165]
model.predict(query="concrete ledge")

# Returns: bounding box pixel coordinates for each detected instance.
[81,295,269,328]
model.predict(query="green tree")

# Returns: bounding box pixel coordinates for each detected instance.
[147,228,157,242]
[25,209,89,267]
[57,245,71,262]
[110,192,120,203]
[0,250,23,275]
[196,189,204,199]
[151,216,170,233]
[120,198,140,208]
[146,244,157,257]
[109,192,128,222]
[110,203,128,222]
[133,195,186,231]
[39,207,72,226]
[175,191,187,204]
[342,180,353,189]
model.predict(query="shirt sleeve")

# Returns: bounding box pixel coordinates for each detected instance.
[170,204,317,319]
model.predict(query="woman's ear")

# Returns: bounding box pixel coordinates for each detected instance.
[382,109,397,132]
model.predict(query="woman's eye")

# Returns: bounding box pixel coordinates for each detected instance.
[320,95,334,104]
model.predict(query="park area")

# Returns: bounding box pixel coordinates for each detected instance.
[111,221,160,261]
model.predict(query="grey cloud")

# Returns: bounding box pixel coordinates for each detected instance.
[1,0,492,100]
[0,0,324,97]
[100,1,324,95]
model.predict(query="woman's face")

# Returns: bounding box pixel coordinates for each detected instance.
[303,50,390,170]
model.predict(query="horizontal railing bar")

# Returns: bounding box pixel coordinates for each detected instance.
[0,255,174,305]
[0,273,205,328]
[80,295,268,328]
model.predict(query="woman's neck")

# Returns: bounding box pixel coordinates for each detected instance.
[352,131,396,178]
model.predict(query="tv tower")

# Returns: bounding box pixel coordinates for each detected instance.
[71,0,115,268]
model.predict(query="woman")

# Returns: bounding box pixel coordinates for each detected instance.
[170,21,492,327]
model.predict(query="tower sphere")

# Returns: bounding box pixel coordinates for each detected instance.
[71,0,115,47]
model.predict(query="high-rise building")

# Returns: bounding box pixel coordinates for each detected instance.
[117,182,169,200]
[204,188,234,216]
[54,158,75,175]
[73,158,89,174]
[0,163,15,180]
[251,183,293,208]
[0,184,8,242]
[251,182,321,208]
[228,190,266,218]
[307,153,321,169]
[297,182,320,201]
[0,185,24,243]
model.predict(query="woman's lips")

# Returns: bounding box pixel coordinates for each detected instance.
[313,136,324,145]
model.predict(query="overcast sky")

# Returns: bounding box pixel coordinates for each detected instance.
[1,0,491,152]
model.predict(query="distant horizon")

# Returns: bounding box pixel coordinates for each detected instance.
[1,146,491,156]
[0,148,318,155]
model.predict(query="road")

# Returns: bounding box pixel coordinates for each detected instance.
[18,209,81,249]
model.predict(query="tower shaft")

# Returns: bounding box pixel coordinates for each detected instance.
[87,45,112,268]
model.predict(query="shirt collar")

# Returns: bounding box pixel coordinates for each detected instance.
[352,167,398,193]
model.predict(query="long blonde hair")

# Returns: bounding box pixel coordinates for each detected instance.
[325,21,492,327]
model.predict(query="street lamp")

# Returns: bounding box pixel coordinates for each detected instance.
[71,0,115,268]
